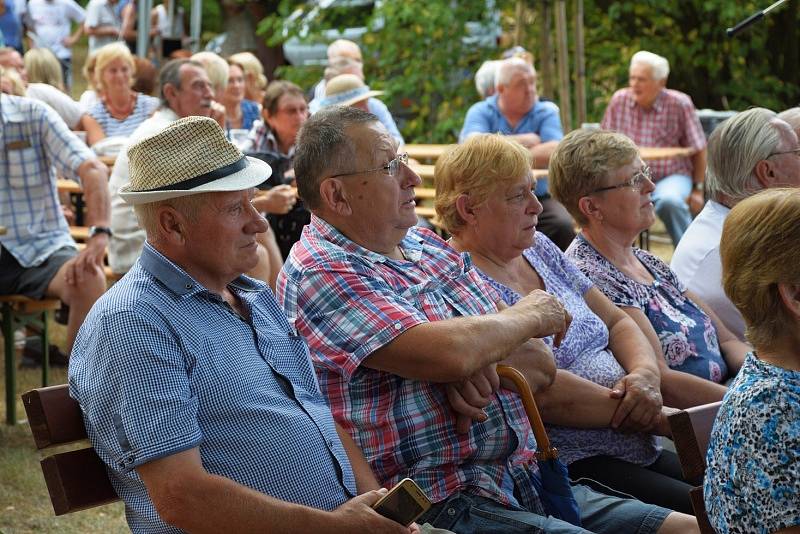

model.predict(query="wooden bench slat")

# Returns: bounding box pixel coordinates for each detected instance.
[23,385,88,448]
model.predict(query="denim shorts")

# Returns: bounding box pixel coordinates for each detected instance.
[418,483,670,534]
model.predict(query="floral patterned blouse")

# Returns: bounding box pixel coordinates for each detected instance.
[566,234,728,383]
[704,352,800,534]
[477,232,659,466]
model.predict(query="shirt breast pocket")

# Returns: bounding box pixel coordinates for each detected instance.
[6,147,46,188]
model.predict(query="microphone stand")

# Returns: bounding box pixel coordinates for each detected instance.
[727,0,789,37]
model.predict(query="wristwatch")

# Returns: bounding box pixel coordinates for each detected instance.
[693,182,704,192]
[88,225,113,238]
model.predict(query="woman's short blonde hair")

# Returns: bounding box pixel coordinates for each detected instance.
[549,129,639,226]
[94,42,136,93]
[434,133,531,235]
[229,52,267,90]
[720,188,800,350]
[24,48,65,91]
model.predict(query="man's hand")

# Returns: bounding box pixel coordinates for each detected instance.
[446,364,500,433]
[210,101,226,128]
[686,189,705,217]
[513,132,542,149]
[609,369,662,432]
[64,234,107,286]
[328,489,414,533]
[509,290,571,346]
[502,338,556,393]
[253,185,296,214]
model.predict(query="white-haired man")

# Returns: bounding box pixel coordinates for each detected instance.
[473,59,500,99]
[69,116,414,534]
[602,51,707,247]
[459,57,575,251]
[671,108,800,342]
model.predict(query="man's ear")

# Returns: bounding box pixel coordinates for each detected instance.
[577,195,602,222]
[754,159,774,189]
[157,206,188,245]
[778,283,800,321]
[319,178,352,216]
[162,83,178,104]
[454,193,477,226]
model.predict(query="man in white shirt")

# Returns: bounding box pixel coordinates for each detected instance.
[671,108,800,341]
[83,0,120,53]
[25,0,85,88]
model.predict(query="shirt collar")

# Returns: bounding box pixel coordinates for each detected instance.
[139,242,264,297]
[308,214,424,264]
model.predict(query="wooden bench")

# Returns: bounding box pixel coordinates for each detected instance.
[2,295,61,424]
[667,401,722,533]
[22,384,120,514]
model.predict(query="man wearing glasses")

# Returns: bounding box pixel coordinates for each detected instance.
[602,50,707,247]
[672,108,800,342]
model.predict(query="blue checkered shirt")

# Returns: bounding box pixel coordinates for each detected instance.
[69,243,356,534]
[0,94,92,267]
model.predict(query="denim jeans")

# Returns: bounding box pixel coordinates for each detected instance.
[652,173,693,246]
[418,484,670,534]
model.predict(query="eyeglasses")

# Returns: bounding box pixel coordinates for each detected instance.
[590,166,653,194]
[329,153,409,179]
[767,147,800,158]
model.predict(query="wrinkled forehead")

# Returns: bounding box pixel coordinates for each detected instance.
[349,121,396,161]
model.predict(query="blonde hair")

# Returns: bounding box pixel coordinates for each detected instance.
[191,51,229,95]
[720,188,800,349]
[0,66,26,96]
[434,134,532,235]
[94,42,136,93]
[549,129,639,226]
[229,52,267,91]
[24,48,65,91]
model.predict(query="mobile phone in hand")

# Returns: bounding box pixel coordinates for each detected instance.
[372,478,432,527]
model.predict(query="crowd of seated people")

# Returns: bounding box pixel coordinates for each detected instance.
[2,30,799,533]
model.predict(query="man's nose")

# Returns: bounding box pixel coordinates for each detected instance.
[400,162,422,187]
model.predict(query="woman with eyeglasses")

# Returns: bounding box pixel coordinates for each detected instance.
[436,133,699,515]
[550,129,748,398]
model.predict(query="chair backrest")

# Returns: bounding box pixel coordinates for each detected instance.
[667,401,722,534]
[22,384,120,515]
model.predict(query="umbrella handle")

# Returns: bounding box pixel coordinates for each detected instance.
[497,365,558,460]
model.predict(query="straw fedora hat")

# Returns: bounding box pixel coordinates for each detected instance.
[119,116,271,205]
[318,73,383,108]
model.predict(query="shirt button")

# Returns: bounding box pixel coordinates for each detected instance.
[327,439,335,448]
[185,283,192,289]
[447,508,456,516]
[394,323,402,330]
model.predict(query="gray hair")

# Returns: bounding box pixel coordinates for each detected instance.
[706,107,782,203]
[159,59,202,108]
[630,51,669,81]
[134,194,207,244]
[777,107,800,137]
[474,60,500,98]
[294,106,379,210]
[495,57,534,88]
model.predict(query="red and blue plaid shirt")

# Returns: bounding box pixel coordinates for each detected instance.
[601,88,706,181]
[277,215,544,514]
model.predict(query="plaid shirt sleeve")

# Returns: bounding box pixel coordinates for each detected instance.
[37,101,94,182]
[287,262,429,380]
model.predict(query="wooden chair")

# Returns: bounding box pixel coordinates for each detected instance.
[22,384,120,514]
[667,401,722,534]
[2,295,61,424]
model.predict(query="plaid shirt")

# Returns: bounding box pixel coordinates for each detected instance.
[70,243,355,534]
[277,215,544,514]
[0,94,92,267]
[244,119,295,158]
[601,88,706,181]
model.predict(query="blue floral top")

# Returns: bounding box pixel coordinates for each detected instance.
[566,234,728,383]
[704,352,800,534]
[477,232,659,466]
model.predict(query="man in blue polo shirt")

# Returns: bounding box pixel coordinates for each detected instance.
[460,57,575,250]
[68,116,412,534]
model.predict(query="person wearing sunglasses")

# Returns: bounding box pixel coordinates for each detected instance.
[671,108,800,343]
[550,128,749,412]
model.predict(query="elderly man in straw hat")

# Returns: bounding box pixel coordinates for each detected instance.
[68,116,415,534]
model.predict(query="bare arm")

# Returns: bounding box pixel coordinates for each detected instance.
[63,23,84,47]
[530,140,560,168]
[687,147,707,214]
[362,289,570,382]
[84,23,121,37]
[137,448,409,534]
[120,4,137,41]
[685,289,749,373]
[79,114,106,146]
[335,423,380,493]
[622,306,727,408]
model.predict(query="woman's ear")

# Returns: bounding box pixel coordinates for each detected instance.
[578,195,602,223]
[454,193,477,226]
[778,283,800,321]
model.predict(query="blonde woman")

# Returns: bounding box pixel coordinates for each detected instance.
[87,42,159,137]
[24,48,65,91]
[229,51,266,104]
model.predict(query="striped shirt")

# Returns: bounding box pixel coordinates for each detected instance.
[89,93,160,138]
[601,88,706,181]
[69,243,356,534]
[277,215,545,514]
[0,94,92,267]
